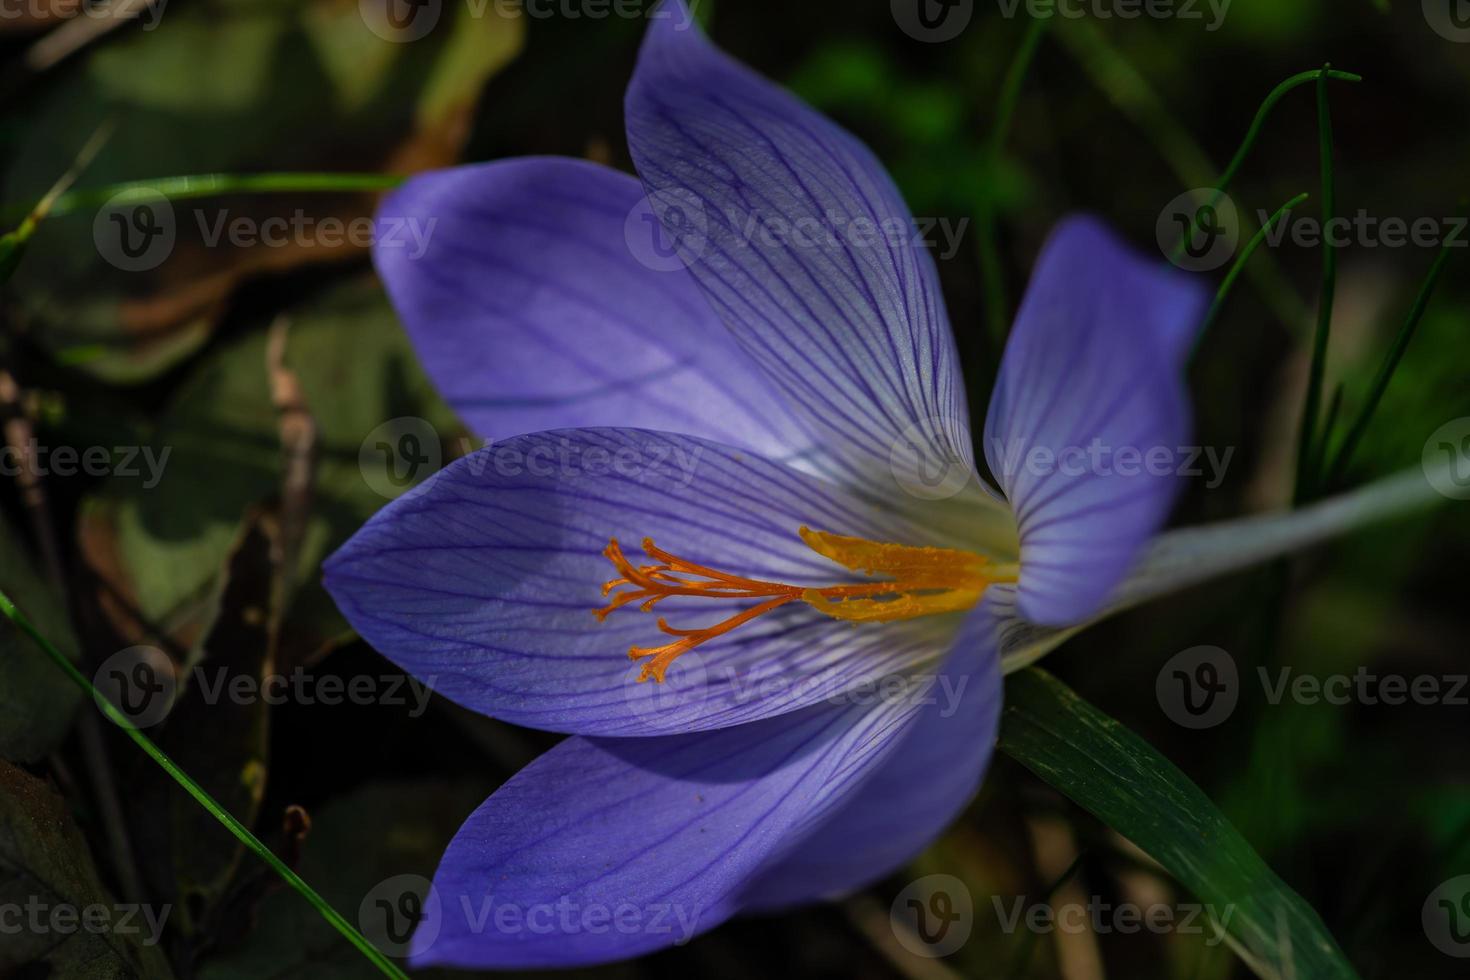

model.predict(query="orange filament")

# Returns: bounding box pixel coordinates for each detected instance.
[596,527,1018,682]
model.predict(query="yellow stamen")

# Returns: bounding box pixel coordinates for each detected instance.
[596,527,1018,682]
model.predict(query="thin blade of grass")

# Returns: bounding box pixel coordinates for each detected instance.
[1294,66,1340,504]
[1324,233,1460,486]
[980,16,1049,347]
[1195,191,1309,347]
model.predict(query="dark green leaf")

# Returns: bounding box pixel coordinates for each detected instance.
[999,668,1359,980]
[3,0,522,382]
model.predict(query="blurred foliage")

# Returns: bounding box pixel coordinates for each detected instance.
[4,0,521,382]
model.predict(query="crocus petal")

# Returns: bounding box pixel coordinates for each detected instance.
[624,1,972,498]
[323,428,954,738]
[738,606,1002,909]
[373,157,812,460]
[983,216,1208,627]
[410,686,928,968]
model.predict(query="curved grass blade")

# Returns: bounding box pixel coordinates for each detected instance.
[1058,16,1358,338]
[1207,69,1358,215]
[1000,668,1359,980]
[1196,191,1309,347]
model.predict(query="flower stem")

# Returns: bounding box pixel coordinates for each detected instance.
[0,588,410,980]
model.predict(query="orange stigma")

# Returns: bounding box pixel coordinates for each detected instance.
[596,528,1017,682]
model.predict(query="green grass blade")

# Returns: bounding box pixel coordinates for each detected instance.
[1057,19,1357,340]
[1000,668,1359,980]
[1212,69,1359,206]
[1196,191,1309,347]
[980,16,1049,346]
[1324,234,1459,486]
[1167,66,1358,270]
[1294,67,1341,504]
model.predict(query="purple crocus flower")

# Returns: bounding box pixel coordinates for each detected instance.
[324,0,1205,967]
